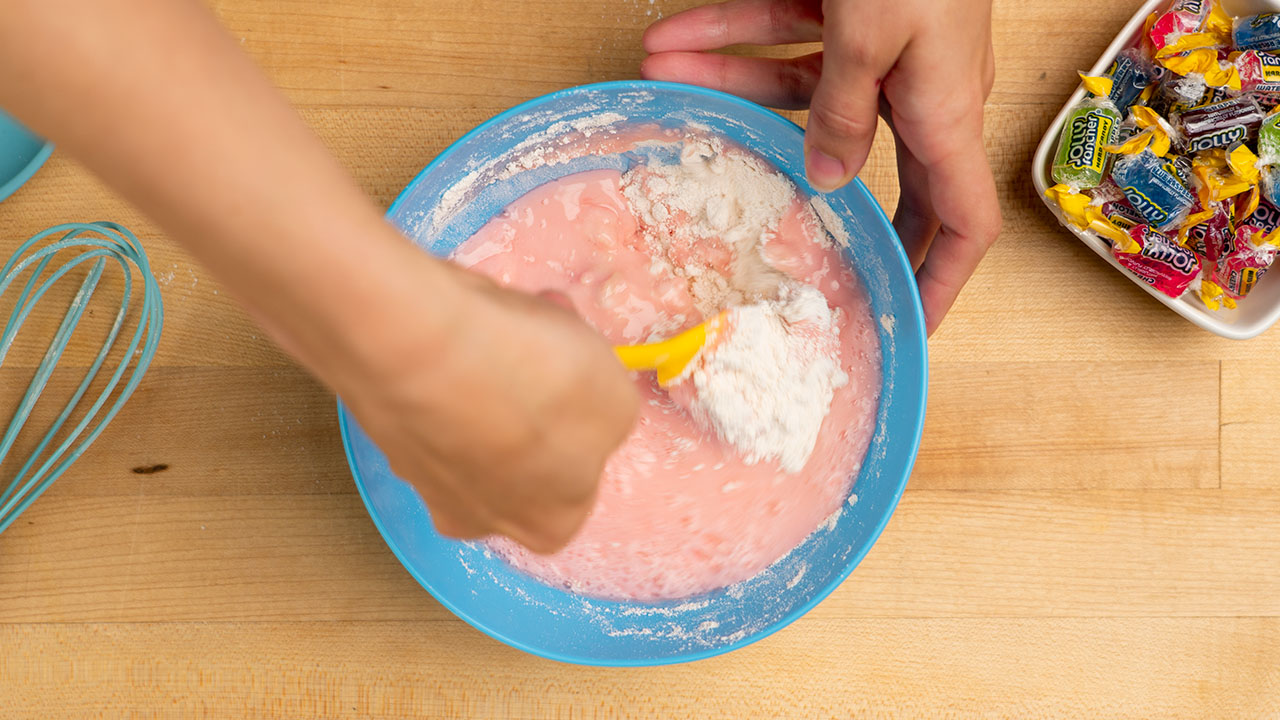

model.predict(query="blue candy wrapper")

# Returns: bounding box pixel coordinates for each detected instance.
[1107,48,1162,113]
[1111,150,1197,231]
[1235,13,1280,53]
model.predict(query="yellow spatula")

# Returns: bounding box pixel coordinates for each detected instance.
[614,311,727,386]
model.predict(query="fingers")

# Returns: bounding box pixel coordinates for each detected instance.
[982,45,996,99]
[891,138,940,271]
[874,23,1000,335]
[505,500,596,555]
[803,9,905,192]
[431,512,488,540]
[425,480,593,554]
[642,0,897,192]
[641,51,822,109]
[488,463,599,554]
[879,97,940,270]
[916,212,999,336]
[399,455,502,542]
[910,132,1001,335]
[642,0,822,54]
[412,476,491,540]
[405,419,603,554]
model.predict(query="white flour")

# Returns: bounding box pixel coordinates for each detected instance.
[687,282,848,473]
[616,137,849,473]
[622,137,795,245]
[621,137,802,322]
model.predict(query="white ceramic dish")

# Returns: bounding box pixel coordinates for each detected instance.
[1031,0,1280,340]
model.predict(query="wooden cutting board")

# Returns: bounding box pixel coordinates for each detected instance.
[1,1,1277,717]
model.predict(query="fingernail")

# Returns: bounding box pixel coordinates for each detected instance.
[806,148,846,192]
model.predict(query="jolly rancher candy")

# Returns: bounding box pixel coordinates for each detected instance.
[1151,72,1231,116]
[1244,195,1280,228]
[1104,48,1165,112]
[1102,199,1146,231]
[1150,0,1213,50]
[1177,95,1266,152]
[1188,202,1235,263]
[1258,108,1280,161]
[1047,1,1280,313]
[1052,97,1121,189]
[1235,50,1280,94]
[1260,164,1280,207]
[1113,224,1203,297]
[1233,13,1280,52]
[1110,149,1197,230]
[1216,231,1280,298]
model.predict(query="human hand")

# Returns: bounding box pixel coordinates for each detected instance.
[336,253,640,554]
[0,0,641,554]
[641,0,1003,334]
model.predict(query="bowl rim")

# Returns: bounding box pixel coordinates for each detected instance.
[341,79,928,666]
[0,128,52,205]
[1031,0,1280,340]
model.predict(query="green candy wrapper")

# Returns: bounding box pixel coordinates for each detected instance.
[1052,97,1121,189]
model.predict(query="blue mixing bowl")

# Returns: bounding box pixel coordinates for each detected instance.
[0,110,52,204]
[338,81,928,666]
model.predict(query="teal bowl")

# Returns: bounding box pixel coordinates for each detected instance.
[0,111,52,203]
[338,81,928,666]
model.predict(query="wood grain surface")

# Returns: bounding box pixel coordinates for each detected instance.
[2,0,1279,717]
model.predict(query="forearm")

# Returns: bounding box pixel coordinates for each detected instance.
[0,0,452,385]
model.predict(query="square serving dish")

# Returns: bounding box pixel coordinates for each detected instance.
[1031,0,1280,340]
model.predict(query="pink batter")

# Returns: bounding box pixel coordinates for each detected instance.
[453,162,881,602]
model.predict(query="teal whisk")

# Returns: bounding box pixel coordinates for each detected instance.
[0,222,163,535]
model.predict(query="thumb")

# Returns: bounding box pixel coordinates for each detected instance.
[804,29,898,192]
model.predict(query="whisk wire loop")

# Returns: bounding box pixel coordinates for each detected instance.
[0,223,163,535]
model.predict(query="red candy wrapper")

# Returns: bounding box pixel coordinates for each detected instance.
[1243,196,1280,229]
[1189,203,1235,263]
[1213,226,1280,298]
[1114,225,1203,297]
[1147,0,1211,51]
[1235,50,1280,94]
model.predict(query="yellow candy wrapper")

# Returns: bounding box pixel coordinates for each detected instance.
[1252,225,1280,247]
[1199,278,1238,310]
[1177,205,1217,247]
[1155,32,1222,60]
[1079,72,1114,99]
[1192,145,1262,203]
[1236,185,1262,226]
[1105,132,1165,157]
[1159,47,1243,90]
[1225,144,1261,181]
[1205,0,1233,44]
[1045,184,1139,252]
[1104,105,1175,158]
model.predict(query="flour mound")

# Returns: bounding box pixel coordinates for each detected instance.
[618,137,847,473]
[688,282,849,473]
[621,138,795,322]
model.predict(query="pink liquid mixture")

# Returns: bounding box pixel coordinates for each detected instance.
[453,162,881,602]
